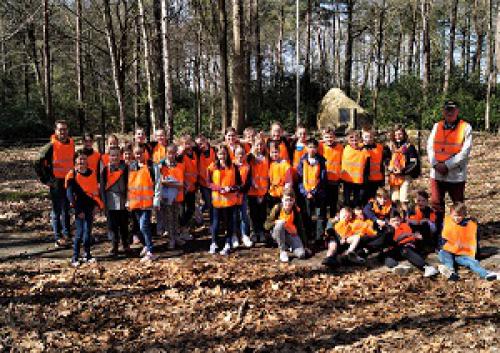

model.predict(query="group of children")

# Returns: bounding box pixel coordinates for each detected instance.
[37,120,498,281]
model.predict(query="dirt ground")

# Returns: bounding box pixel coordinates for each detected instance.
[0,133,499,352]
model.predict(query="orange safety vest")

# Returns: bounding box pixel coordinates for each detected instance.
[183,153,198,193]
[52,138,75,179]
[269,160,291,198]
[351,219,377,238]
[302,160,321,193]
[433,120,467,162]
[408,206,436,223]
[365,144,384,182]
[65,169,104,209]
[321,143,343,182]
[292,144,307,169]
[393,222,417,245]
[211,164,239,208]
[388,146,406,187]
[242,142,252,154]
[341,145,368,184]
[269,139,290,162]
[105,165,124,190]
[334,220,354,238]
[441,216,477,258]
[160,161,185,203]
[128,164,154,210]
[86,150,101,173]
[279,208,298,236]
[234,161,250,205]
[152,144,167,164]
[371,199,393,220]
[248,156,269,197]
[198,148,216,188]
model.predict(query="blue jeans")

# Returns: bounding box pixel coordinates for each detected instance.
[50,184,70,240]
[133,210,154,253]
[211,206,235,246]
[73,207,93,260]
[438,250,489,278]
[234,195,251,236]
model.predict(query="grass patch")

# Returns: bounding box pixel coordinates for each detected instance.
[0,190,47,202]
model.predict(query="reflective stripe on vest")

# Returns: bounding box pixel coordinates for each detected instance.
[341,145,367,184]
[128,165,154,210]
[269,160,291,198]
[303,160,320,192]
[442,216,477,258]
[160,162,185,203]
[322,143,343,182]
[433,120,467,162]
[211,165,239,208]
[248,157,269,197]
[52,138,75,178]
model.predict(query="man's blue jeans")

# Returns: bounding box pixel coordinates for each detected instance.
[50,184,70,240]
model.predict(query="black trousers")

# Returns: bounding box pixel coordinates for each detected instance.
[180,191,196,227]
[386,244,426,269]
[248,195,267,234]
[325,183,340,218]
[107,210,129,248]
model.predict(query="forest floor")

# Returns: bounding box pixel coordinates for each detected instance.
[0,133,499,352]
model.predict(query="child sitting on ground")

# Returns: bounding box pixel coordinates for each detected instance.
[322,207,366,266]
[407,190,437,252]
[264,188,306,263]
[438,202,497,281]
[385,211,438,277]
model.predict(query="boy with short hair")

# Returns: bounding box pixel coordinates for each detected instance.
[363,188,395,232]
[438,203,497,281]
[407,190,437,252]
[341,130,369,208]
[154,144,185,249]
[268,141,293,209]
[82,133,102,174]
[100,146,130,256]
[151,129,168,164]
[319,127,343,218]
[268,121,291,162]
[134,127,152,160]
[291,125,308,170]
[297,138,327,247]
[66,150,104,266]
[264,188,306,263]
[361,127,388,204]
[101,134,120,166]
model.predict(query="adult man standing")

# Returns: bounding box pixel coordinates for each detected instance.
[35,120,75,247]
[426,101,472,230]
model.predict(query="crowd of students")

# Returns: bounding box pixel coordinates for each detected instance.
[34,118,498,281]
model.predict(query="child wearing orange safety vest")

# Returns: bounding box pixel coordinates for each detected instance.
[351,206,388,258]
[208,145,242,255]
[247,137,270,243]
[406,190,437,252]
[264,188,306,263]
[438,203,497,281]
[66,150,104,266]
[178,135,198,241]
[319,127,343,218]
[387,125,420,208]
[384,211,438,277]
[195,135,216,226]
[100,134,120,167]
[267,121,291,162]
[290,125,308,173]
[341,130,369,208]
[150,129,168,164]
[154,144,185,250]
[241,127,255,154]
[268,141,293,210]
[127,144,157,261]
[134,127,152,161]
[363,188,396,232]
[297,138,327,246]
[361,127,390,204]
[100,146,130,257]
[82,133,102,175]
[322,207,365,266]
[232,145,253,248]
[224,127,239,161]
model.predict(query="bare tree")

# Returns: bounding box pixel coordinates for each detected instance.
[443,0,458,95]
[43,0,53,123]
[76,0,85,132]
[421,0,431,101]
[161,0,174,140]
[231,0,244,132]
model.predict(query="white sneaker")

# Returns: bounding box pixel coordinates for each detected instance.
[438,264,454,278]
[71,259,80,267]
[279,251,289,263]
[242,234,253,248]
[231,235,240,248]
[220,244,231,256]
[209,242,218,254]
[423,265,438,277]
[141,252,158,262]
[485,272,498,281]
[140,246,148,257]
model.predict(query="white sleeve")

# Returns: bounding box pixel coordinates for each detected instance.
[153,164,162,208]
[426,123,438,167]
[444,123,472,170]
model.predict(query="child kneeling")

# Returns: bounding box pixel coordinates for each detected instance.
[264,189,306,263]
[438,203,497,281]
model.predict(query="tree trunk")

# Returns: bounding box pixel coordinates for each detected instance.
[0,19,6,106]
[484,0,494,131]
[138,0,157,133]
[465,3,471,78]
[407,1,417,74]
[443,0,458,95]
[330,5,336,86]
[134,14,141,132]
[343,0,354,97]
[254,0,262,115]
[421,0,431,102]
[231,0,245,133]
[161,0,174,140]
[244,0,251,124]
[153,0,165,125]
[216,0,230,132]
[103,0,126,133]
[304,0,312,99]
[472,0,485,78]
[194,16,202,134]
[43,0,53,124]
[76,0,85,133]
[496,4,500,70]
[372,0,385,120]
[357,43,374,104]
[276,4,284,90]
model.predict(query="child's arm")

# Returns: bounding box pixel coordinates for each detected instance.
[264,205,279,231]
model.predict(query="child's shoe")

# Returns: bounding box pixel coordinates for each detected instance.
[384,257,398,268]
[423,265,438,277]
[55,238,67,249]
[209,242,218,254]
[220,244,231,256]
[71,258,80,267]
[141,252,158,262]
[347,252,366,265]
[485,272,498,281]
[140,246,148,257]
[322,256,337,267]
[241,234,253,248]
[279,251,289,263]
[231,235,240,248]
[83,254,96,264]
[438,264,459,281]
